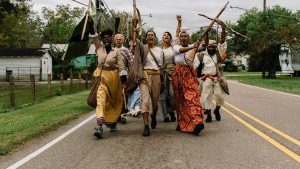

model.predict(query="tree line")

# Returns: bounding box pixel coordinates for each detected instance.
[2,1,300,78]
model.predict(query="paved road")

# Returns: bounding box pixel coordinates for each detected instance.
[1,81,300,169]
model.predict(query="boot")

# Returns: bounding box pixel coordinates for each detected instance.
[142,125,150,136]
[204,109,208,115]
[163,117,170,122]
[169,112,176,122]
[176,124,181,131]
[214,106,221,121]
[193,123,204,135]
[205,109,212,123]
[94,125,103,138]
[109,123,117,132]
[151,114,157,129]
[120,114,127,124]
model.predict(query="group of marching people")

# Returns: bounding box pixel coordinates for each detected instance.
[90,15,228,138]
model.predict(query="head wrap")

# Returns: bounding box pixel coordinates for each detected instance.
[114,34,125,42]
[100,29,113,38]
[208,39,217,47]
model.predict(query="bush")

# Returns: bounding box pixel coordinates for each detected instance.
[224,60,238,72]
[52,64,75,80]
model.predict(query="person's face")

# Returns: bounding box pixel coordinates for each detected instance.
[146,31,156,45]
[207,45,217,55]
[115,37,123,48]
[179,32,189,47]
[162,33,171,44]
[102,35,112,47]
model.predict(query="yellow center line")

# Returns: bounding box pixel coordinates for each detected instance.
[221,106,300,163]
[225,101,300,146]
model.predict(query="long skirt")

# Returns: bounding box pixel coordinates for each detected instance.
[172,65,204,133]
[96,69,123,123]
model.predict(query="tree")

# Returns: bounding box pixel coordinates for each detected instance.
[0,0,43,48]
[190,26,218,43]
[41,4,84,44]
[229,6,300,78]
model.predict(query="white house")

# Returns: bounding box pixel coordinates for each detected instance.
[279,44,300,75]
[0,48,52,81]
[232,54,250,70]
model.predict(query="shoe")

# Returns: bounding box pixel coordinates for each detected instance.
[169,112,176,122]
[204,109,210,115]
[132,109,141,117]
[205,110,212,123]
[193,123,204,135]
[94,126,103,138]
[142,125,150,136]
[214,107,221,121]
[163,117,170,122]
[120,115,127,124]
[176,124,181,131]
[110,123,117,132]
[151,114,157,129]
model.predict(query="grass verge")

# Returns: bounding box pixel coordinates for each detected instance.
[0,90,93,155]
[225,72,300,95]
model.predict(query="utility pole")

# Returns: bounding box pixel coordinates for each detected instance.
[263,0,266,12]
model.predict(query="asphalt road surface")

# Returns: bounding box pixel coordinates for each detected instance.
[1,80,299,169]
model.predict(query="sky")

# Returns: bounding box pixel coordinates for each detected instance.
[32,0,299,38]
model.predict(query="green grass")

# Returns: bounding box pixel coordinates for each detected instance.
[0,82,88,111]
[225,72,300,95]
[0,90,93,155]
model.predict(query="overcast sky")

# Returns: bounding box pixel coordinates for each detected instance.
[32,0,299,38]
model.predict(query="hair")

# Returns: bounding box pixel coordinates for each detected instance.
[146,30,156,37]
[163,31,173,40]
[100,29,114,38]
[179,30,189,38]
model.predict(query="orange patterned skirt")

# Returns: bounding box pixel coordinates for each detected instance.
[172,65,204,133]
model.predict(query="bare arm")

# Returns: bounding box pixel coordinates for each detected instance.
[90,33,100,49]
[186,41,201,62]
[215,18,227,44]
[176,15,182,38]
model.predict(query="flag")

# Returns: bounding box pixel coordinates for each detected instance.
[62,15,95,63]
[88,0,96,17]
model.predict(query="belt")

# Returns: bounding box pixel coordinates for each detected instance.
[201,74,218,81]
[144,69,160,75]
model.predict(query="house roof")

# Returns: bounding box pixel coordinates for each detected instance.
[0,48,46,57]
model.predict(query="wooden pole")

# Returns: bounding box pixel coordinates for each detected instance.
[85,73,89,89]
[30,75,36,103]
[198,14,251,40]
[70,69,73,93]
[81,0,91,40]
[78,71,82,90]
[48,74,51,97]
[60,73,64,92]
[198,1,229,40]
[9,76,15,107]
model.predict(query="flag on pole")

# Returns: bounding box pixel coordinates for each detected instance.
[62,15,95,63]
[89,0,96,16]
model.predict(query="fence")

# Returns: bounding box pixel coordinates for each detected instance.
[0,70,91,112]
[5,67,41,81]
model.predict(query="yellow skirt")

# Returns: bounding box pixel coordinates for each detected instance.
[95,69,123,123]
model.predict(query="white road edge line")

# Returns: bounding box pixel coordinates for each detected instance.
[228,80,300,98]
[6,114,96,169]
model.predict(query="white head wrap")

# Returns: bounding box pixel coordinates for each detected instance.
[114,34,125,42]
[208,39,217,47]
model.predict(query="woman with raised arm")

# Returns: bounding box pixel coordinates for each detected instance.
[90,29,126,138]
[159,31,177,122]
[172,15,204,135]
[127,16,164,136]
